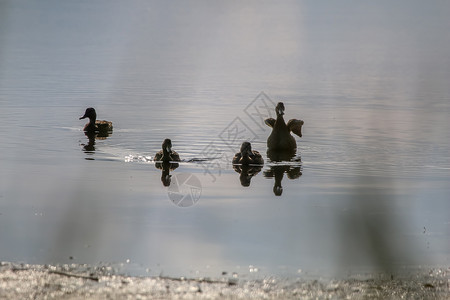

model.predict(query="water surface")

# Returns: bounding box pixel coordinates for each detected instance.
[0,1,449,278]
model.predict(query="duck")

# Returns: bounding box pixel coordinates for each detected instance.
[265,102,303,152]
[154,139,181,162]
[232,142,264,165]
[79,107,113,134]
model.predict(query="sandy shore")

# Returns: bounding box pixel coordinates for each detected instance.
[0,262,448,299]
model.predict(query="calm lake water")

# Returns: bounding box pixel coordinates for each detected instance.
[1,1,449,279]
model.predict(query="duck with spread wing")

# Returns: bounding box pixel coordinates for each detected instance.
[265,102,304,153]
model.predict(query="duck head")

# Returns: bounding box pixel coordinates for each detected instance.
[240,141,253,157]
[162,138,173,154]
[79,107,97,121]
[274,185,283,196]
[276,102,285,116]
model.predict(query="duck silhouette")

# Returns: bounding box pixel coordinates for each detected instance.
[233,164,262,187]
[155,161,179,187]
[154,139,181,162]
[264,164,302,196]
[79,107,113,137]
[265,102,303,155]
[232,142,264,165]
[81,132,96,153]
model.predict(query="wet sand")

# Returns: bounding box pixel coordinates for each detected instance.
[1,262,448,299]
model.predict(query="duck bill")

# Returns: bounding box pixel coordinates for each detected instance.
[276,108,284,115]
[79,114,87,120]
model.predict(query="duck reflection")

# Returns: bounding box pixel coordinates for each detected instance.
[233,164,263,187]
[264,163,302,196]
[80,127,113,155]
[264,150,302,196]
[81,131,97,153]
[155,161,179,186]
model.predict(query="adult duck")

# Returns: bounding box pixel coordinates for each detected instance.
[265,102,303,152]
[79,107,113,135]
[232,142,264,165]
[154,139,181,162]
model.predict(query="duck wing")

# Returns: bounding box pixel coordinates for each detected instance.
[170,151,181,162]
[154,150,163,161]
[264,118,276,128]
[287,119,304,137]
[287,166,302,179]
[232,152,242,164]
[95,120,113,132]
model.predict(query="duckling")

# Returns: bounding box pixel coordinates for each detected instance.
[265,102,303,152]
[154,139,181,162]
[79,107,113,134]
[232,142,264,165]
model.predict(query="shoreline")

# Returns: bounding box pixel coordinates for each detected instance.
[1,262,448,299]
